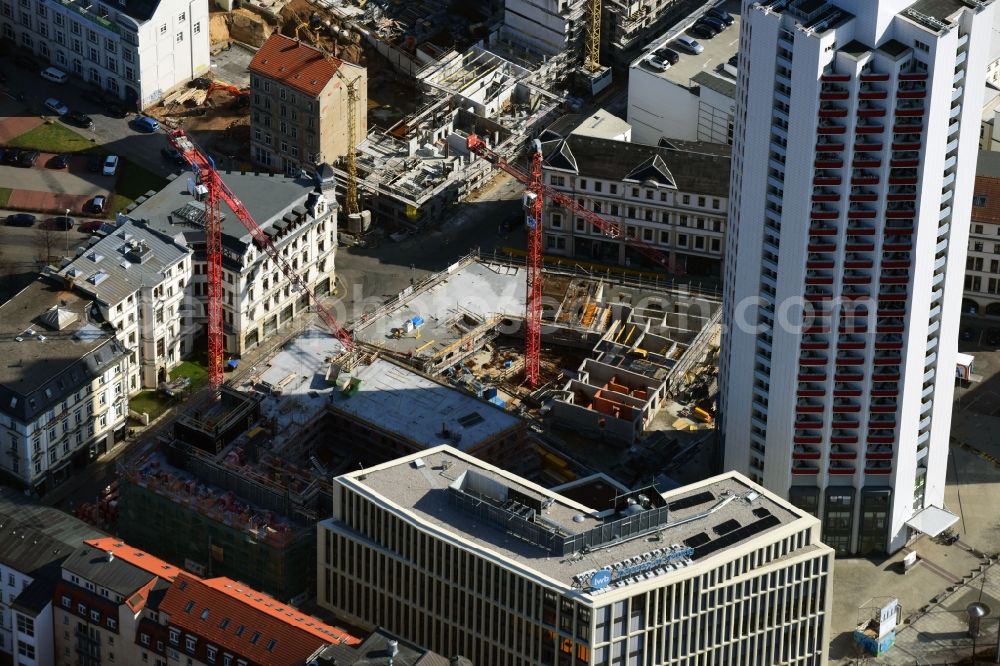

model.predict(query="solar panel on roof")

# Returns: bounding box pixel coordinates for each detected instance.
[712,519,741,536]
[668,491,715,511]
[684,532,710,548]
[752,507,772,518]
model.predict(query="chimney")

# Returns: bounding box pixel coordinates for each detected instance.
[106,551,114,562]
[387,639,398,666]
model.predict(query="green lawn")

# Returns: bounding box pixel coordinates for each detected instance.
[129,390,170,421]
[170,360,209,391]
[7,122,96,153]
[0,187,11,207]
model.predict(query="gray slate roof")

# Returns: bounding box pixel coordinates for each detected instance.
[61,544,159,597]
[313,629,451,665]
[129,171,329,249]
[691,71,736,98]
[58,219,191,308]
[0,490,104,576]
[540,131,731,197]
[0,278,129,423]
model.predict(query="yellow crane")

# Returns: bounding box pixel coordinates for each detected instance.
[585,0,601,73]
[294,19,361,216]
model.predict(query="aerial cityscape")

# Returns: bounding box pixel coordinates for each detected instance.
[0,0,998,664]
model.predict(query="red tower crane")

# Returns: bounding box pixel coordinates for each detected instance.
[466,134,684,387]
[168,129,353,391]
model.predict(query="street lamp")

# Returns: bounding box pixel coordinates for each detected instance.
[65,208,70,251]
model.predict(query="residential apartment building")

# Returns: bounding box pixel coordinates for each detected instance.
[249,34,367,174]
[964,150,1000,314]
[156,573,360,665]
[0,493,102,666]
[719,0,993,555]
[539,115,730,275]
[0,0,209,108]
[128,170,338,357]
[318,446,835,666]
[0,278,131,494]
[53,538,184,666]
[58,219,194,391]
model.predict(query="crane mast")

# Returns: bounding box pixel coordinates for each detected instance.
[168,129,354,393]
[466,133,684,388]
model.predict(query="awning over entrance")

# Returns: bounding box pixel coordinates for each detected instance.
[905,505,960,538]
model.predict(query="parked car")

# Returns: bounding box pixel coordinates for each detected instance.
[689,22,718,39]
[102,155,119,176]
[39,66,67,83]
[131,115,160,132]
[50,216,74,230]
[698,15,728,32]
[49,154,70,169]
[18,150,40,167]
[44,97,69,116]
[160,147,187,166]
[707,6,734,26]
[88,195,106,214]
[87,154,103,173]
[78,220,105,234]
[64,110,94,128]
[728,53,740,68]
[5,148,21,165]
[5,213,36,227]
[645,55,669,72]
[657,48,681,65]
[674,35,704,55]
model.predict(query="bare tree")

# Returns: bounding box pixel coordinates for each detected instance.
[34,225,58,263]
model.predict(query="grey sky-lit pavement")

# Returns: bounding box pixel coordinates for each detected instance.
[830,337,1000,664]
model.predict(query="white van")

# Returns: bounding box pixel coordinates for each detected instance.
[40,67,68,84]
[674,34,704,55]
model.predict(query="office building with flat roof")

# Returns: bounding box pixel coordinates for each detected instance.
[317,445,834,666]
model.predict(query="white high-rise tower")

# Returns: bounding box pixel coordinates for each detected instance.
[720,0,994,555]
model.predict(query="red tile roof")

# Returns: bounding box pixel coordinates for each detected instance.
[161,574,360,665]
[249,33,343,98]
[85,538,186,583]
[972,175,1000,225]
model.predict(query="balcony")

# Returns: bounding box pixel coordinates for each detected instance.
[866,445,894,460]
[792,463,821,475]
[811,205,839,220]
[870,399,898,413]
[812,190,841,203]
[799,352,828,366]
[837,336,866,350]
[874,352,902,366]
[807,258,836,269]
[842,287,870,301]
[868,434,895,444]
[798,371,827,382]
[795,418,824,429]
[808,241,837,253]
[818,121,847,135]
[898,89,926,99]
[820,88,849,101]
[836,352,865,365]
[854,141,883,152]
[801,335,830,350]
[820,104,849,118]
[815,157,844,169]
[846,224,875,237]
[832,400,861,413]
[850,190,878,202]
[805,287,834,302]
[899,72,928,81]
[846,241,875,252]
[842,271,872,285]
[797,386,826,397]
[835,371,864,382]
[829,461,856,475]
[844,255,874,269]
[851,173,879,186]
[830,444,859,459]
[816,138,846,152]
[834,386,862,397]
[861,72,890,82]
[859,86,888,100]
[806,274,834,285]
[793,445,822,460]
[882,254,911,269]
[872,383,899,397]
[831,433,859,445]
[794,432,823,444]
[873,370,900,381]
[884,241,912,252]
[876,323,904,335]
[886,208,915,219]
[814,173,842,185]
[847,205,877,219]
[855,124,884,135]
